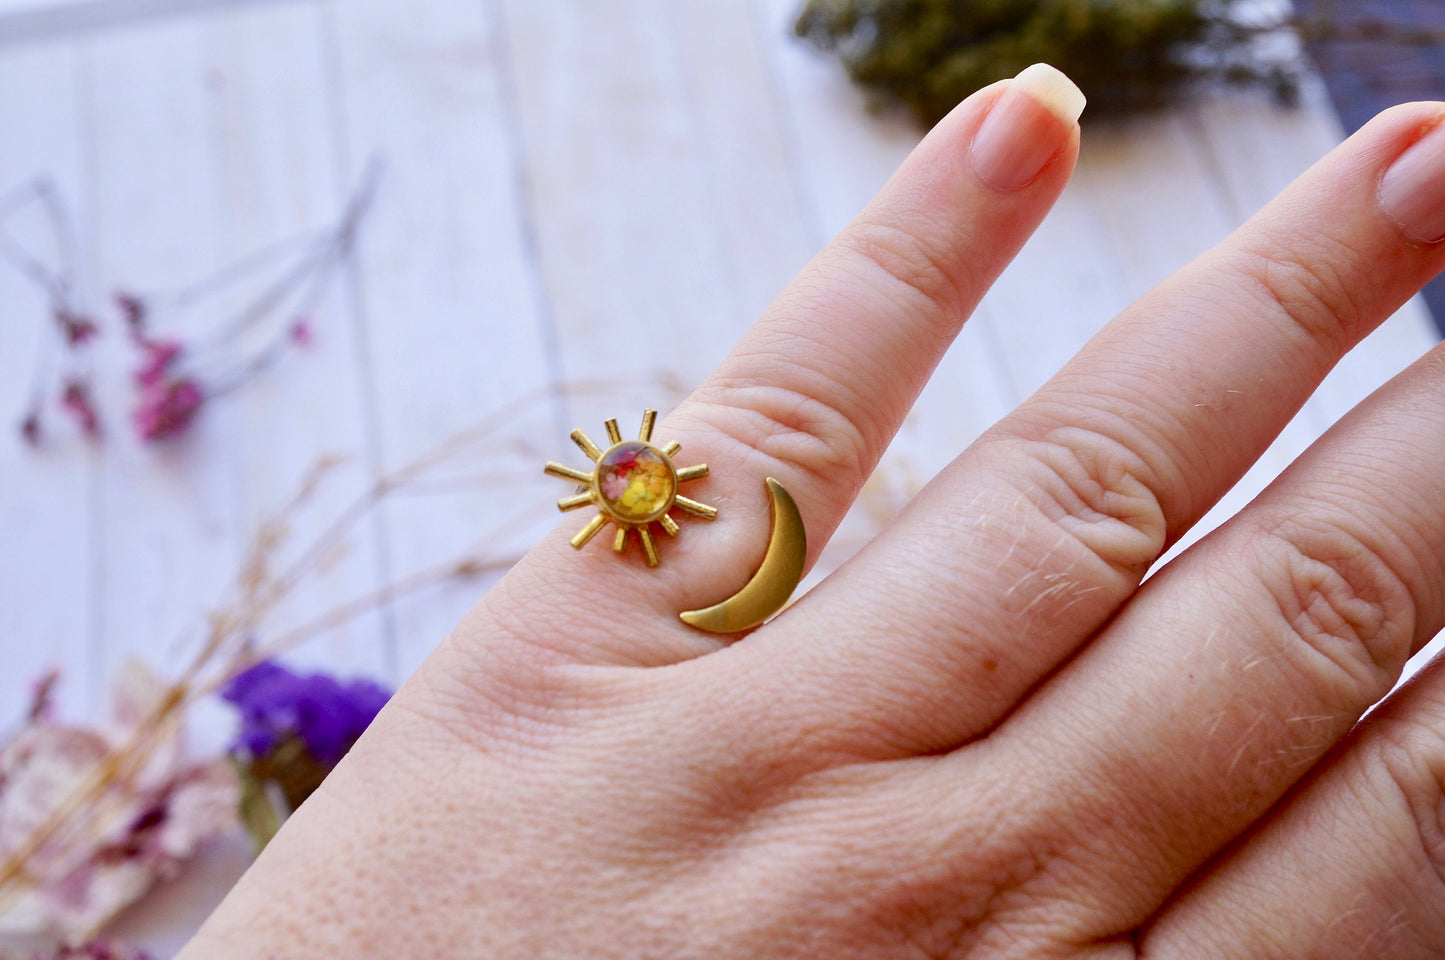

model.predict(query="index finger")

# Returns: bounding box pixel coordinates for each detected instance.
[488,64,1085,665]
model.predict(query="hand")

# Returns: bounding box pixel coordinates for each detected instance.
[179,64,1445,958]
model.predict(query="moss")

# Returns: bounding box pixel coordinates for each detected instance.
[794,0,1303,124]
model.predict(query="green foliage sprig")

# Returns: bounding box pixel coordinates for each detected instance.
[794,0,1312,124]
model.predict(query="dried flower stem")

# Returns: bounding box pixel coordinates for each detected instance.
[1,178,97,443]
[0,179,79,298]
[0,375,681,907]
[388,470,543,497]
[0,684,186,901]
[192,162,378,370]
[128,158,383,427]
[210,552,521,697]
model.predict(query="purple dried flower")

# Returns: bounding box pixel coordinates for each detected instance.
[222,661,390,766]
[220,659,289,705]
[132,378,203,442]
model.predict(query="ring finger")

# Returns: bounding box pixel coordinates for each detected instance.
[1138,657,1445,958]
[939,337,1445,946]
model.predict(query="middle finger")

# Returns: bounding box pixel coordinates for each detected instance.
[732,100,1445,757]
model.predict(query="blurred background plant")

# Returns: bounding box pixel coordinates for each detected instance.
[0,664,235,955]
[5,162,378,448]
[0,377,671,957]
[224,661,389,851]
[794,0,1445,126]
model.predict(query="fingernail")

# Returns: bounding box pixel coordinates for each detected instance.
[1380,118,1445,243]
[970,63,1086,191]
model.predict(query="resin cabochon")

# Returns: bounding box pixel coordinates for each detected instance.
[596,441,677,523]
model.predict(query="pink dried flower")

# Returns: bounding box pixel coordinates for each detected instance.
[28,670,61,723]
[132,378,203,442]
[132,339,182,389]
[59,381,99,438]
[20,411,41,446]
[112,292,146,335]
[57,311,98,347]
[0,663,239,944]
[288,318,313,346]
[28,941,154,960]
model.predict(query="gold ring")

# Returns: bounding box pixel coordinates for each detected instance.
[544,409,806,633]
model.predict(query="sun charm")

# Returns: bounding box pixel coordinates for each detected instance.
[545,409,716,567]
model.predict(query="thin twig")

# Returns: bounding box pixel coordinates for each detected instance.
[215,554,520,694]
[146,231,317,311]
[0,376,679,906]
[171,156,382,355]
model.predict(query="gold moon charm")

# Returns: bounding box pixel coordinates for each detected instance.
[680,477,806,633]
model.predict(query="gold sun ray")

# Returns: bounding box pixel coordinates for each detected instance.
[544,409,714,567]
[571,429,603,461]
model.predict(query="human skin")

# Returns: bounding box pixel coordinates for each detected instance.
[178,65,1445,958]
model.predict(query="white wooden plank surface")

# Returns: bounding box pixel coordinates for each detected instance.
[201,2,390,685]
[0,0,293,46]
[0,36,93,720]
[82,18,255,748]
[0,0,1441,952]
[81,4,388,752]
[324,0,561,677]
[503,0,753,400]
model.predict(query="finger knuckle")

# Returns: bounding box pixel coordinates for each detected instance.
[1234,235,1368,356]
[689,379,872,483]
[1372,710,1445,892]
[1251,516,1416,706]
[835,216,973,326]
[867,827,1049,960]
[1015,426,1170,579]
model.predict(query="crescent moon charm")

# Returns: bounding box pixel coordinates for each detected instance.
[680,477,806,633]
